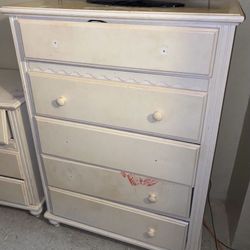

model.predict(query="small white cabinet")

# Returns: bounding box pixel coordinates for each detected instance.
[1,1,244,250]
[0,69,43,215]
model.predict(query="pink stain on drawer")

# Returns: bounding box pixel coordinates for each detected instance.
[121,171,159,186]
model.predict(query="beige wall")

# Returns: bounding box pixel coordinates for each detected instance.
[211,0,250,200]
[0,0,34,69]
[226,99,250,249]
[0,8,16,68]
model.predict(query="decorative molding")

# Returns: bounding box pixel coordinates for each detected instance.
[28,64,170,87]
[27,62,208,91]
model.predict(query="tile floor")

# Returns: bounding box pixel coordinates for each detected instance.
[0,200,230,250]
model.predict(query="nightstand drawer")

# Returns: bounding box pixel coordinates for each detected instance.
[29,72,207,143]
[49,187,188,250]
[36,117,199,187]
[19,19,218,76]
[0,110,9,145]
[0,149,22,179]
[0,176,26,205]
[43,155,192,218]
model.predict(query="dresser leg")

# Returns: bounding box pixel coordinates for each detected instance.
[29,206,43,217]
[49,219,60,227]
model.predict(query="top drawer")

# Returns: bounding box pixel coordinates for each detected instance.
[18,19,218,76]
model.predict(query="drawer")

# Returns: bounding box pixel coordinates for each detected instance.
[50,187,188,250]
[43,155,192,218]
[0,176,26,205]
[36,117,199,187]
[0,149,22,179]
[19,19,218,76]
[0,110,9,145]
[30,72,207,142]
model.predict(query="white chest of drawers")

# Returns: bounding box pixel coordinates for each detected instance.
[0,69,44,215]
[1,1,244,249]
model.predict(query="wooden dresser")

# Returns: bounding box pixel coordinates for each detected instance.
[0,69,43,215]
[1,0,244,249]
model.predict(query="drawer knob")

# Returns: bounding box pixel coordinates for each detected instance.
[152,111,163,121]
[147,227,156,238]
[147,192,158,203]
[56,96,66,106]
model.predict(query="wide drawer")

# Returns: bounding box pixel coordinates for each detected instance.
[36,117,199,186]
[0,149,22,179]
[30,72,207,143]
[50,187,188,250]
[19,19,218,76]
[43,155,192,218]
[0,176,26,205]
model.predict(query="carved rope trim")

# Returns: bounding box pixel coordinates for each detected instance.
[28,65,169,87]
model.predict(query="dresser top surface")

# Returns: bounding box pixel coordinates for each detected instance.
[0,69,24,110]
[0,0,244,23]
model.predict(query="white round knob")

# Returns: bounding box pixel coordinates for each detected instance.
[147,227,156,238]
[56,96,66,106]
[152,111,163,121]
[147,192,158,203]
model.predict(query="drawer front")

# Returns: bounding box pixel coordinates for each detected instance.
[0,149,22,179]
[50,187,188,250]
[19,19,218,76]
[43,155,192,218]
[0,176,26,205]
[0,110,9,145]
[30,72,207,142]
[36,117,199,186]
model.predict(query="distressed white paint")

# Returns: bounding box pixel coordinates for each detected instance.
[0,149,22,179]
[36,116,200,187]
[29,72,207,143]
[49,187,188,250]
[19,19,218,76]
[43,155,192,218]
[0,176,26,205]
[0,1,244,250]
